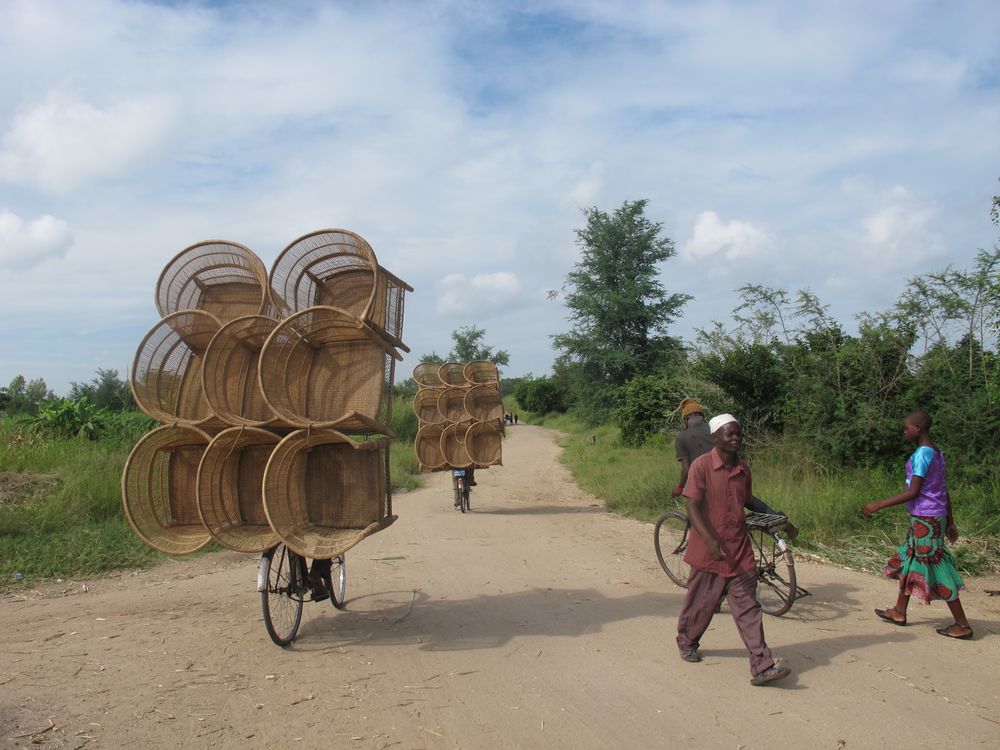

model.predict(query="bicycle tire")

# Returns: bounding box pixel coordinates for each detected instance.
[323,555,347,610]
[461,485,470,513]
[653,511,690,588]
[261,544,304,646]
[749,527,797,616]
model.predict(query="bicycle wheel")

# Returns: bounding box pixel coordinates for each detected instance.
[323,555,347,610]
[461,485,470,513]
[261,544,304,646]
[653,511,690,588]
[749,527,797,616]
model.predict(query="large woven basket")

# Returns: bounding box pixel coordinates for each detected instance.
[438,362,467,386]
[156,240,272,323]
[412,387,445,426]
[439,422,473,468]
[412,362,443,387]
[465,421,503,467]
[258,306,401,434]
[437,386,472,424]
[202,315,283,427]
[269,229,412,351]
[121,425,213,555]
[414,423,447,470]
[464,360,499,388]
[131,310,224,426]
[464,384,503,423]
[196,427,281,553]
[262,430,395,559]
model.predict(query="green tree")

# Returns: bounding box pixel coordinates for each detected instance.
[3,375,53,414]
[448,326,510,367]
[552,199,690,422]
[615,375,676,447]
[418,352,446,366]
[515,376,566,415]
[69,368,135,411]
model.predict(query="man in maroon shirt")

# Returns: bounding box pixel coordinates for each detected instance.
[676,413,791,686]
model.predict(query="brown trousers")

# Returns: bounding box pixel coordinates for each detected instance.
[676,567,775,676]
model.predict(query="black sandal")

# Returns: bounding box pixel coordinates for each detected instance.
[935,624,973,640]
[874,607,907,626]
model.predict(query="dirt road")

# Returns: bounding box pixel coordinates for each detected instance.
[2,425,999,749]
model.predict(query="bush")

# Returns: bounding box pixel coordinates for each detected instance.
[515,376,567,415]
[615,375,674,447]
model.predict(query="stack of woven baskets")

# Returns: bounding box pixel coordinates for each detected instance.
[121,229,412,561]
[412,361,503,471]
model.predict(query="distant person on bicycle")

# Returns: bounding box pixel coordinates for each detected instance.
[676,413,791,686]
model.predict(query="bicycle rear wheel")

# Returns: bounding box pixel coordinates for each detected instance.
[749,528,796,616]
[653,511,690,588]
[461,485,470,513]
[323,555,347,610]
[261,544,304,646]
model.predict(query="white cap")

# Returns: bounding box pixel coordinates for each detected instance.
[709,413,738,434]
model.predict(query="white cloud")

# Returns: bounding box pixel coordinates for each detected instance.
[681,211,772,262]
[0,93,174,192]
[435,272,523,316]
[0,210,73,271]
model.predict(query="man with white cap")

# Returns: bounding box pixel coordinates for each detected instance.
[675,413,791,686]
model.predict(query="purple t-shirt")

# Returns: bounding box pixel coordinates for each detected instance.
[905,445,949,517]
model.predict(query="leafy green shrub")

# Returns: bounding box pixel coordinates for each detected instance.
[22,397,105,440]
[615,375,673,447]
[515,376,567,414]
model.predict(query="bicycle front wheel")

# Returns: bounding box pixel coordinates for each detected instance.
[749,528,797,616]
[654,511,690,588]
[324,555,347,610]
[261,544,304,646]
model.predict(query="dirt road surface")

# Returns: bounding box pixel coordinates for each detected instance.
[2,425,999,749]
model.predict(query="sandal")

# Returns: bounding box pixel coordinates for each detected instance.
[935,624,973,640]
[751,659,791,686]
[874,607,907,626]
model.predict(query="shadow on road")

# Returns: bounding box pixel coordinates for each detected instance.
[471,504,606,516]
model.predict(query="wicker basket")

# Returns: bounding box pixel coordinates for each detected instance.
[412,362,443,387]
[414,423,447,471]
[121,425,213,555]
[201,315,285,427]
[262,429,395,559]
[269,229,412,351]
[465,421,503,467]
[438,362,467,386]
[196,427,281,553]
[439,422,473,468]
[131,310,224,426]
[156,240,272,323]
[412,387,445,426]
[464,384,503,423]
[437,386,472,424]
[464,360,499,388]
[258,306,400,434]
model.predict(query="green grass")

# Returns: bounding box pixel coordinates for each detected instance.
[525,410,1000,575]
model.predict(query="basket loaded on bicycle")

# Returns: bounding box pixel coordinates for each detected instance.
[121,230,412,646]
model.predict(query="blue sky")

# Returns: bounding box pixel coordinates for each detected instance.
[1,0,998,394]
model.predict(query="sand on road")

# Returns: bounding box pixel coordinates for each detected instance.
[2,424,999,749]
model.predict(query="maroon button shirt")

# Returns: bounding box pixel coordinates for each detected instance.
[681,447,756,576]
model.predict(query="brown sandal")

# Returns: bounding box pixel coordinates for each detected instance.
[874,607,907,626]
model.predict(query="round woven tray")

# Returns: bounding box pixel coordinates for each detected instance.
[412,362,443,387]
[258,306,401,434]
[262,429,395,559]
[438,362,467,386]
[202,315,284,427]
[131,310,223,426]
[437,387,472,424]
[121,425,213,555]
[439,422,473,468]
[414,423,447,470]
[197,427,281,553]
[465,420,503,467]
[464,360,499,388]
[412,387,445,426]
[464,384,503,423]
[156,240,272,323]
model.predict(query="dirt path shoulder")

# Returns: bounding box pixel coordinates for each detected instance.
[2,425,999,749]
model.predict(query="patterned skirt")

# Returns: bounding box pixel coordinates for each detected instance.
[883,515,965,604]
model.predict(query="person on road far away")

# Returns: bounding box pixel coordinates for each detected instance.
[676,414,791,686]
[861,411,972,639]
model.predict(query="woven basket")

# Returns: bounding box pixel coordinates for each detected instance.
[464,384,503,423]
[196,427,281,553]
[437,386,472,424]
[465,421,503,467]
[412,387,445,426]
[439,422,473,468]
[156,240,272,323]
[258,306,400,434]
[269,229,413,351]
[262,429,395,559]
[414,423,447,471]
[464,360,499,388]
[412,362,443,387]
[438,362,467,386]
[201,315,284,427]
[121,425,213,555]
[131,310,224,426]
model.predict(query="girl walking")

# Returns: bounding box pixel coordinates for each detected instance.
[861,410,972,639]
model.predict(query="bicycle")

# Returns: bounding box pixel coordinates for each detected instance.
[259,543,347,646]
[653,505,806,616]
[452,468,471,513]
